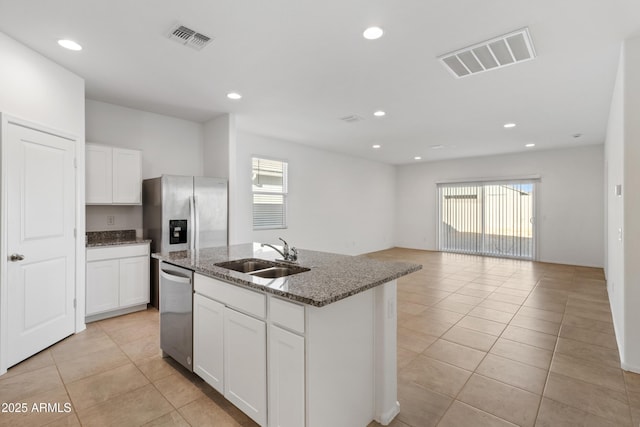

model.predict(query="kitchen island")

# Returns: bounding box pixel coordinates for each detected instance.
[153,243,421,427]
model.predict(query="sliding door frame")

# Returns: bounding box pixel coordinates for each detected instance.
[436,176,540,261]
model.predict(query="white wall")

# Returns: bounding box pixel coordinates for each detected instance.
[396,146,604,267]
[607,36,640,373]
[85,99,204,231]
[0,31,86,334]
[622,36,640,373]
[605,47,626,358]
[86,99,203,179]
[203,114,233,178]
[233,132,396,255]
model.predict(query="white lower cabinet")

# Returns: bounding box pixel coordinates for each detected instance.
[224,307,267,427]
[193,274,304,427]
[193,293,225,394]
[86,259,119,314]
[119,256,149,306]
[269,325,305,427]
[85,243,150,319]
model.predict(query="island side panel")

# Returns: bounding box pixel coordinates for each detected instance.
[306,288,375,427]
[374,280,399,425]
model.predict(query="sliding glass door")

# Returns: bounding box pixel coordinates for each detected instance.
[438,180,536,260]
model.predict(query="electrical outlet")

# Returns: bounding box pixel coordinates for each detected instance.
[107,215,115,226]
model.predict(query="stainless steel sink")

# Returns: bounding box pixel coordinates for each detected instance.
[250,266,310,278]
[215,258,310,278]
[215,259,274,273]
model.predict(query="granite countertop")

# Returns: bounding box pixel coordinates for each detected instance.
[152,243,422,307]
[86,230,152,248]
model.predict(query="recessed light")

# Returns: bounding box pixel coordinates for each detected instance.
[504,123,516,128]
[363,27,384,40]
[372,144,381,149]
[226,92,242,100]
[431,145,444,150]
[373,110,386,117]
[525,143,535,148]
[57,39,82,51]
[414,156,422,160]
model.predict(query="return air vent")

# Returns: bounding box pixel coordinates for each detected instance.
[438,28,536,78]
[340,115,364,123]
[167,24,213,51]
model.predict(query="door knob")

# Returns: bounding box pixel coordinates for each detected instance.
[9,254,25,262]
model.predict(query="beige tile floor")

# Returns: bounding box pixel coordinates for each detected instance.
[1,247,639,426]
[367,248,640,427]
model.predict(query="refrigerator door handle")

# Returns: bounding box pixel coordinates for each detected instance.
[194,195,200,250]
[189,195,196,251]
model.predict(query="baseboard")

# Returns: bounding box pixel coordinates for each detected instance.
[376,401,400,426]
[85,304,148,323]
[621,360,640,374]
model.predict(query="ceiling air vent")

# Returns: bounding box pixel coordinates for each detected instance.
[167,24,213,51]
[438,28,536,78]
[340,115,364,123]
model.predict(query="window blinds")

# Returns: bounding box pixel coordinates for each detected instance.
[252,158,288,229]
[438,180,536,260]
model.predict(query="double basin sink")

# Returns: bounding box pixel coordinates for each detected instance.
[215,258,310,279]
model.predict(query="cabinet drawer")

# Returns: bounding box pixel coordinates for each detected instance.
[87,243,149,261]
[270,296,305,334]
[195,274,265,319]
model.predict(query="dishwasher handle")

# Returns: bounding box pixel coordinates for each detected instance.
[160,269,192,285]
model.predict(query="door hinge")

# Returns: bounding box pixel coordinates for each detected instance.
[74,228,77,238]
[73,158,77,169]
[73,298,77,309]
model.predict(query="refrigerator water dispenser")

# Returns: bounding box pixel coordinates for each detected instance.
[169,219,188,244]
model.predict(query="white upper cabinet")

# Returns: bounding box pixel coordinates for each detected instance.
[112,148,142,204]
[86,143,142,205]
[86,144,113,204]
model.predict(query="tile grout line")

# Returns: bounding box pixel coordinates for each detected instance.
[428,268,542,426]
[531,279,568,426]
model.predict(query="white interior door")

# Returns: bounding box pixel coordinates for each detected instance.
[6,122,76,368]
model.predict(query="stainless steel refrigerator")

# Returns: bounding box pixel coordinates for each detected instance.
[143,175,228,308]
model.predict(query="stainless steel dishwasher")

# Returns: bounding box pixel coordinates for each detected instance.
[159,261,193,372]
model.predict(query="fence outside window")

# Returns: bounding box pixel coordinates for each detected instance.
[437,180,537,260]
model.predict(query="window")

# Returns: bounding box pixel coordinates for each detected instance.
[252,157,288,229]
[437,179,537,260]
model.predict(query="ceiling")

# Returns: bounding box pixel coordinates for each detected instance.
[0,0,639,165]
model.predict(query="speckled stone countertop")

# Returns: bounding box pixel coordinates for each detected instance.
[152,243,422,307]
[86,230,151,248]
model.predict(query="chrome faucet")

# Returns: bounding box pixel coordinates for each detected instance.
[261,237,298,262]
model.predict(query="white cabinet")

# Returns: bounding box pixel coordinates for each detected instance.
[224,307,267,427]
[119,256,149,307]
[112,148,142,204]
[86,243,150,319]
[86,144,113,204]
[194,274,306,427]
[86,143,142,205]
[193,274,267,426]
[86,259,119,314]
[194,293,225,394]
[269,324,305,427]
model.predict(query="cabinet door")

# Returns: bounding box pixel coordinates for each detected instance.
[194,294,225,393]
[119,255,149,307]
[224,308,267,427]
[86,259,119,315]
[269,325,305,427]
[112,148,142,204]
[86,144,113,204]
